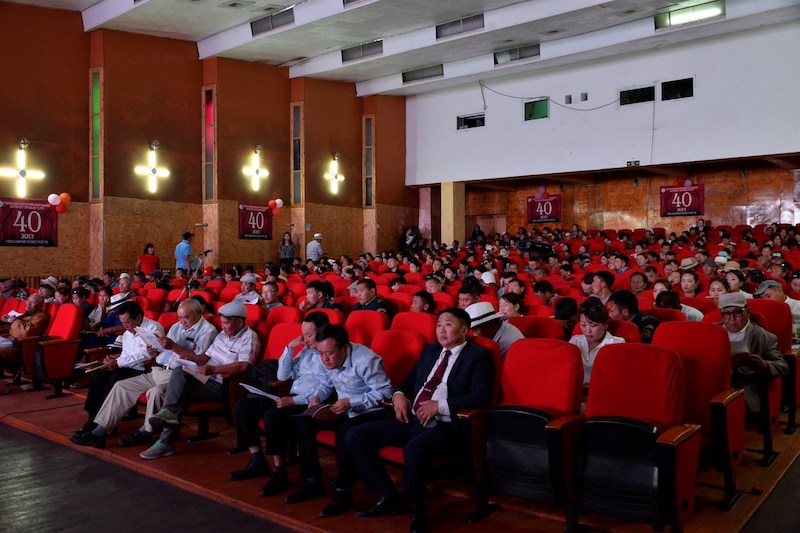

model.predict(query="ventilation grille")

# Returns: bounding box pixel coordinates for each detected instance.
[402,64,444,84]
[494,44,540,66]
[342,40,383,63]
[457,113,485,130]
[251,7,295,36]
[436,14,484,39]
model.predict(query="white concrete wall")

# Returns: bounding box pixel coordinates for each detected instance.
[406,21,800,185]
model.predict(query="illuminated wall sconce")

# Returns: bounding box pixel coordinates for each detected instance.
[324,152,345,194]
[0,137,45,198]
[134,140,170,193]
[243,144,269,191]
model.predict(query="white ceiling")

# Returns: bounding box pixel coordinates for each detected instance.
[7,0,800,96]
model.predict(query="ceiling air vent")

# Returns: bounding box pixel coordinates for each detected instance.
[436,14,484,39]
[341,40,383,63]
[402,64,444,84]
[251,6,295,36]
[494,44,540,66]
[457,113,485,130]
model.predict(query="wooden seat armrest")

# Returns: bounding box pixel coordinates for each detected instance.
[546,413,585,431]
[457,406,493,420]
[84,347,111,356]
[657,424,701,447]
[711,387,745,407]
[266,379,293,396]
[39,338,82,347]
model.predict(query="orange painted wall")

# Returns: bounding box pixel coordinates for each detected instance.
[94,30,202,202]
[0,3,89,202]
[293,78,362,208]
[365,95,416,209]
[211,58,291,204]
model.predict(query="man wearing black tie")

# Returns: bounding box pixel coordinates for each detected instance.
[345,308,494,532]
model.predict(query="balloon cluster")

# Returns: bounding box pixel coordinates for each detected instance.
[267,198,284,216]
[47,192,71,214]
[674,178,694,187]
[533,185,550,200]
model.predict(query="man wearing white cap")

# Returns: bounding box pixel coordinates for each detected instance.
[38,276,58,303]
[117,273,136,299]
[234,273,263,305]
[143,301,260,459]
[464,301,524,359]
[307,233,324,262]
[717,292,787,412]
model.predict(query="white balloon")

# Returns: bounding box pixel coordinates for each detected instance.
[0,200,4,208]
[275,198,284,208]
[47,193,61,206]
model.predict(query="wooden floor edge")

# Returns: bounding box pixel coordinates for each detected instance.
[0,415,328,533]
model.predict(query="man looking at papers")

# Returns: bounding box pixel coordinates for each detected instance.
[69,299,217,448]
[228,312,332,497]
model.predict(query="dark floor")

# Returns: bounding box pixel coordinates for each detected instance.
[742,450,800,533]
[0,424,292,533]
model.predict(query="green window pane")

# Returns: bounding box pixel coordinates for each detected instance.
[91,73,101,114]
[524,99,548,120]
[91,157,101,198]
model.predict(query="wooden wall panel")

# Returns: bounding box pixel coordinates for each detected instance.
[304,202,364,259]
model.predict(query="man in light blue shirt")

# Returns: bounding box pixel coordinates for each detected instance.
[174,231,193,271]
[285,324,392,517]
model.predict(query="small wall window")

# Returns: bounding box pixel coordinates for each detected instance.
[620,86,655,105]
[457,113,485,130]
[291,103,303,205]
[662,78,694,100]
[524,99,549,120]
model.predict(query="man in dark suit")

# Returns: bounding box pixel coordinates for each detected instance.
[344,307,494,532]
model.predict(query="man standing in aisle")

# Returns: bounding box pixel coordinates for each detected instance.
[307,233,324,262]
[175,231,193,271]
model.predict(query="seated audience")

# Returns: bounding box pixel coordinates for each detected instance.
[352,279,390,315]
[260,281,283,310]
[465,301,524,359]
[410,291,434,314]
[591,271,615,304]
[680,271,700,298]
[654,291,704,322]
[707,278,730,302]
[144,302,260,459]
[299,280,340,312]
[498,292,523,320]
[629,272,648,298]
[553,297,579,341]
[457,284,481,310]
[533,280,557,306]
[754,280,800,340]
[344,308,493,530]
[0,295,48,374]
[234,273,263,304]
[285,324,392,517]
[69,299,217,448]
[229,312,331,496]
[606,290,659,343]
[569,299,624,385]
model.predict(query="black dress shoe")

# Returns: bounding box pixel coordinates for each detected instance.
[228,460,271,481]
[69,431,106,449]
[410,504,428,533]
[119,430,152,447]
[260,469,290,496]
[320,489,354,518]
[74,421,97,435]
[356,494,406,518]
[284,478,325,504]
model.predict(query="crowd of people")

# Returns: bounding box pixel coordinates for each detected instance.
[1,218,798,531]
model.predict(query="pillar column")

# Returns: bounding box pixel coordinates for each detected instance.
[441,181,465,247]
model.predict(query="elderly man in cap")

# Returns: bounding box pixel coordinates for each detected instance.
[143,301,260,459]
[69,299,218,449]
[701,259,720,278]
[174,231,194,271]
[117,273,136,299]
[307,232,324,262]
[464,301,523,359]
[1,278,28,300]
[754,280,800,340]
[38,276,58,303]
[717,292,788,413]
[0,294,48,372]
[234,273,263,305]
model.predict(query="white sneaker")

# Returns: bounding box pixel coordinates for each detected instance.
[139,439,175,460]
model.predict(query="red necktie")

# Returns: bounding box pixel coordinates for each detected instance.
[414,350,452,414]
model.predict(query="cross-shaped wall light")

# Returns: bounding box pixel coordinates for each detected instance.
[134,140,170,193]
[324,152,344,194]
[243,144,269,191]
[0,138,45,198]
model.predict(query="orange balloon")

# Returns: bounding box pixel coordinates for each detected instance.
[55,203,68,214]
[59,192,71,204]
[272,207,281,216]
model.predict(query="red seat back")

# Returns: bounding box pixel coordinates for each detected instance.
[681,296,718,315]
[370,330,425,386]
[390,311,437,344]
[500,339,582,416]
[648,308,687,323]
[383,292,412,314]
[507,316,565,340]
[306,308,345,325]
[47,303,82,341]
[157,311,179,331]
[587,343,683,431]
[748,299,793,354]
[344,310,389,344]
[265,322,303,360]
[264,306,303,332]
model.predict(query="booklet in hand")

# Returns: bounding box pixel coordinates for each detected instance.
[296,404,339,422]
[239,383,281,402]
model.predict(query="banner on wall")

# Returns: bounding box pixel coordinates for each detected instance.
[659,184,705,217]
[238,203,272,240]
[527,194,562,223]
[0,197,58,246]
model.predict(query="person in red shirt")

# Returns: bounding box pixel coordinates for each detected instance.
[136,243,160,275]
